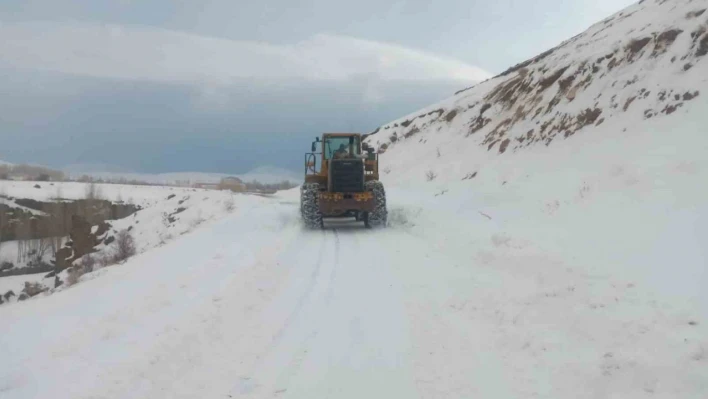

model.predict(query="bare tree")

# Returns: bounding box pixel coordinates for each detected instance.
[0,163,64,181]
[85,182,102,201]
[0,190,6,260]
[51,185,63,201]
[30,238,54,264]
[0,218,5,262]
[0,166,10,180]
[46,201,67,259]
[15,220,31,264]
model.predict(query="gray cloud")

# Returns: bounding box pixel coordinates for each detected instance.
[0,22,490,86]
[0,68,465,173]
[0,0,636,173]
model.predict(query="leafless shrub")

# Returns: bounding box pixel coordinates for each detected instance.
[50,185,63,201]
[35,238,54,261]
[97,253,115,268]
[15,222,31,264]
[80,253,97,273]
[436,147,441,158]
[425,170,437,182]
[113,229,136,263]
[162,212,171,227]
[223,195,236,212]
[189,210,206,228]
[66,266,85,286]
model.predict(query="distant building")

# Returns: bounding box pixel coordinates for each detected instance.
[218,176,246,192]
[193,182,220,190]
[192,177,246,192]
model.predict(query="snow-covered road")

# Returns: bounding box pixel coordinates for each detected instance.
[1,189,706,398]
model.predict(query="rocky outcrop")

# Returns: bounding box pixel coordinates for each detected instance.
[366,0,706,158]
[0,197,139,243]
[52,216,112,271]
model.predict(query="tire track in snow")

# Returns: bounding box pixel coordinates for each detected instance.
[268,230,327,346]
[268,225,420,398]
[325,228,340,302]
[266,228,346,396]
[229,228,332,397]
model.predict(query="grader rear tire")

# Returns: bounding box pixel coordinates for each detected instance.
[300,183,323,229]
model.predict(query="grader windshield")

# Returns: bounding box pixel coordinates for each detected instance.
[323,135,361,160]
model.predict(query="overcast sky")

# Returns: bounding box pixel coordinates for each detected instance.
[0,0,636,174]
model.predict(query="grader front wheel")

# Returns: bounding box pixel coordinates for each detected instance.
[364,180,387,228]
[300,183,323,229]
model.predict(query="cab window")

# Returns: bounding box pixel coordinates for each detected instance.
[323,136,360,160]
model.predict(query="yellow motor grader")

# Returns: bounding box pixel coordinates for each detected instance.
[300,133,387,229]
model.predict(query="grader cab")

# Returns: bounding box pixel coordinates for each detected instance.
[300,133,387,229]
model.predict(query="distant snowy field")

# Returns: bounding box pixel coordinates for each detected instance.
[1,180,187,206]
[62,165,301,185]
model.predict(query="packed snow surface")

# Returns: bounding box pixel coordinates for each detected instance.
[0,183,706,398]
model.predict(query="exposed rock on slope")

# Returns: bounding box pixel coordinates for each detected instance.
[366,0,707,162]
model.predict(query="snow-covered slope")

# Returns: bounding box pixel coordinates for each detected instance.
[0,181,250,304]
[366,0,707,184]
[364,0,708,311]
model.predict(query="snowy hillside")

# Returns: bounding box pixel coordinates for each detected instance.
[364,0,708,313]
[0,181,254,304]
[366,0,707,184]
[0,181,247,251]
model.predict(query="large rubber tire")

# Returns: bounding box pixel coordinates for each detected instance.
[300,183,323,229]
[365,180,387,228]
